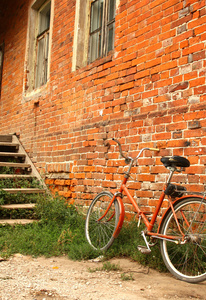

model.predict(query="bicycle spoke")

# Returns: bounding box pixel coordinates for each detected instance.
[85,192,120,251]
[160,198,206,283]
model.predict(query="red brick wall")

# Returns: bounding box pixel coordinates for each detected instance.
[1,0,206,216]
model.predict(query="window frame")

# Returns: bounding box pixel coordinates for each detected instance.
[24,0,53,94]
[35,0,51,88]
[72,0,117,71]
[88,0,116,63]
[0,42,4,97]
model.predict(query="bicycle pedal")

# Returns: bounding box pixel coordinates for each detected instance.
[137,246,151,254]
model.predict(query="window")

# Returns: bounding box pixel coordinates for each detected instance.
[35,1,51,88]
[25,0,53,93]
[72,0,116,71]
[0,43,4,96]
[89,0,116,63]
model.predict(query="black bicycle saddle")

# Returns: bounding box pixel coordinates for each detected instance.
[161,156,190,168]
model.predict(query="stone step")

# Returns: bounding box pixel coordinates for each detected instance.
[2,188,45,194]
[0,219,37,225]
[1,203,36,209]
[0,142,19,150]
[0,134,48,226]
[0,174,34,179]
[0,135,12,142]
[0,162,31,168]
[0,152,26,159]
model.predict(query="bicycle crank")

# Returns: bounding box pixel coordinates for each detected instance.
[137,245,151,254]
[137,231,152,254]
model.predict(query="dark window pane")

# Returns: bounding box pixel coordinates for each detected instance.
[90,31,101,62]
[89,0,116,63]
[0,43,4,96]
[36,37,45,87]
[35,1,51,88]
[107,23,115,52]
[44,32,49,83]
[39,1,51,35]
[90,0,103,33]
[108,0,115,22]
[35,32,50,88]
[0,50,3,67]
[0,49,3,81]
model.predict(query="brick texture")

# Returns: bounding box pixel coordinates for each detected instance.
[1,0,206,216]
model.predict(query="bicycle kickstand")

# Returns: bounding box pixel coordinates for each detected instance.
[137,231,151,254]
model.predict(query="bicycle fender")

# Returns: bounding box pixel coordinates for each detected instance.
[113,195,125,239]
[158,194,204,234]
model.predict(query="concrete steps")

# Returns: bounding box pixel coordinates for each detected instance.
[0,134,47,225]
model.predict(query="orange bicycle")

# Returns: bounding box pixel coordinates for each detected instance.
[85,138,206,283]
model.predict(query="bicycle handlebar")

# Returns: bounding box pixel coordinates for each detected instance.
[112,138,159,162]
[112,138,127,159]
[149,148,160,152]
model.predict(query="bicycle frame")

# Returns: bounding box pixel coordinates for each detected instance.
[99,146,201,243]
[87,139,206,283]
[109,176,202,243]
[109,174,167,239]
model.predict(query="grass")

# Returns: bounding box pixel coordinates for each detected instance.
[121,273,134,281]
[88,261,122,273]
[0,160,166,272]
[88,260,135,281]
[0,193,166,273]
[0,195,98,259]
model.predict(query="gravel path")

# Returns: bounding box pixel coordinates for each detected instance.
[0,255,205,300]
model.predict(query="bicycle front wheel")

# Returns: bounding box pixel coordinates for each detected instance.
[160,197,206,283]
[85,191,120,251]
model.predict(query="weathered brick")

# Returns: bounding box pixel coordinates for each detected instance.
[169,81,189,92]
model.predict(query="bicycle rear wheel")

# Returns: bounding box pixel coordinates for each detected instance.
[160,197,206,283]
[85,191,120,251]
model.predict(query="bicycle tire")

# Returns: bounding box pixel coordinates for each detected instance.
[85,191,120,251]
[160,197,206,283]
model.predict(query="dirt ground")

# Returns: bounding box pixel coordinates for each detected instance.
[0,254,205,300]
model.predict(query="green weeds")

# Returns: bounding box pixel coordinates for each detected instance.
[88,262,134,281]
[121,273,134,281]
[88,261,122,273]
[0,189,166,272]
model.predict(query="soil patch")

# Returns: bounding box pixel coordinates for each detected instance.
[0,255,205,300]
